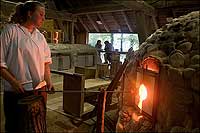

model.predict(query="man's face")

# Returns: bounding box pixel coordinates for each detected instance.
[30,6,45,28]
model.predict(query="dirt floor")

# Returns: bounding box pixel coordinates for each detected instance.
[0,73,119,133]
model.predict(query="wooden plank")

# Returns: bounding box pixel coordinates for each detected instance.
[70,18,75,44]
[121,11,133,32]
[135,11,148,43]
[73,2,155,16]
[97,13,110,32]
[74,23,80,32]
[73,4,133,15]
[63,73,85,117]
[86,14,99,32]
[75,66,96,79]
[111,12,121,32]
[77,16,90,32]
[112,0,155,16]
[46,9,73,22]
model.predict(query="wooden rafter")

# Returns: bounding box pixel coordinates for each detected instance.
[112,0,155,16]
[86,14,99,32]
[65,0,73,8]
[77,16,89,32]
[74,23,80,32]
[121,11,133,32]
[135,11,148,43]
[97,13,110,32]
[73,4,131,15]
[111,12,121,32]
[46,9,73,21]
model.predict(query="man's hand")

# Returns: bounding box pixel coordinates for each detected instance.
[47,83,55,94]
[12,80,25,94]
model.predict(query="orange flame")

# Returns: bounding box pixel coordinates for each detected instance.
[138,84,147,111]
[132,84,148,122]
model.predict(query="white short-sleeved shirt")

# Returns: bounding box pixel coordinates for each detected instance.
[0,24,52,91]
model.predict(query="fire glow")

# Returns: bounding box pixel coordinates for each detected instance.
[138,84,147,111]
[132,84,148,122]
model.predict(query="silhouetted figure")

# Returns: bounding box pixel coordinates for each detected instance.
[104,41,114,63]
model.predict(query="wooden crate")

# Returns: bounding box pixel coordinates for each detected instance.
[75,66,96,79]
[96,64,109,78]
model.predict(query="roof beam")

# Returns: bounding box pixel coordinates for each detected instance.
[77,16,89,32]
[86,14,99,32]
[73,4,131,15]
[73,2,155,16]
[121,11,133,32]
[97,13,110,32]
[46,9,73,21]
[74,23,80,32]
[112,0,156,16]
[111,12,121,32]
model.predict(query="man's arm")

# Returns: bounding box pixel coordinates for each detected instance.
[0,67,24,93]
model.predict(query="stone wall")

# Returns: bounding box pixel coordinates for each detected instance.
[116,11,199,132]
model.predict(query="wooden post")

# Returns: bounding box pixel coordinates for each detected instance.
[135,11,148,44]
[70,18,75,44]
[96,88,107,133]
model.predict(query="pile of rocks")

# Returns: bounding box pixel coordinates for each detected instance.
[116,11,199,132]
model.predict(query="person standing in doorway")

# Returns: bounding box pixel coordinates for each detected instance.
[95,40,102,63]
[0,1,54,132]
[104,41,114,63]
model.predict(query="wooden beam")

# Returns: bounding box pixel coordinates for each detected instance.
[86,14,99,32]
[121,11,133,32]
[74,23,80,32]
[70,19,75,44]
[135,11,148,43]
[46,0,70,43]
[73,4,132,15]
[46,9,73,22]
[111,12,121,32]
[77,16,89,32]
[112,0,156,16]
[73,2,155,16]
[97,13,110,32]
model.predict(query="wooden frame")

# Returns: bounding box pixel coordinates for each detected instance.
[135,67,160,126]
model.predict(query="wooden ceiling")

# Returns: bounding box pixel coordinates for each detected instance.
[1,0,200,33]
[50,0,200,33]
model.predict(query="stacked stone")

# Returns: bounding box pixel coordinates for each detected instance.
[117,11,200,132]
[49,43,97,54]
